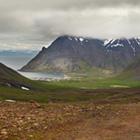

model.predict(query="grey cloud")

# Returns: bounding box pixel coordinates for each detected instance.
[33,8,140,39]
[0,0,140,11]
[0,0,140,50]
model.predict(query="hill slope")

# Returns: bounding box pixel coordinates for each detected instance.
[21,35,140,73]
[0,63,32,89]
[119,58,140,80]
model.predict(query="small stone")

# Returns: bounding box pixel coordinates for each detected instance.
[27,117,31,120]
[1,129,8,135]
[5,100,16,103]
[33,123,39,127]
[29,135,33,138]
[44,126,48,130]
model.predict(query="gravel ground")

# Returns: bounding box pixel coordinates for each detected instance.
[0,101,139,140]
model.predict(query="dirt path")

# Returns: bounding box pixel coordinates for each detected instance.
[0,101,139,140]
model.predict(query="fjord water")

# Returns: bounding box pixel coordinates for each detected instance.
[19,71,64,81]
[0,55,64,80]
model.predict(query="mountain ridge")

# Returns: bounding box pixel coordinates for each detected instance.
[20,35,140,74]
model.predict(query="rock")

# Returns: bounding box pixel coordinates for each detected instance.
[5,100,16,103]
[30,101,41,108]
[29,134,33,138]
[33,123,39,127]
[1,129,8,135]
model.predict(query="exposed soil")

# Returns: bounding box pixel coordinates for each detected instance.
[0,100,139,140]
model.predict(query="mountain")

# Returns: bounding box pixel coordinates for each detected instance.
[20,35,140,73]
[0,63,31,90]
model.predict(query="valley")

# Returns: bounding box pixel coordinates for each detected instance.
[1,0,140,139]
[0,65,140,140]
[0,36,140,140]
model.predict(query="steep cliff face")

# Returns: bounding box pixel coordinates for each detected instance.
[21,35,140,73]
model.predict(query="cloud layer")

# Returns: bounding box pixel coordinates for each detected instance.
[0,0,140,50]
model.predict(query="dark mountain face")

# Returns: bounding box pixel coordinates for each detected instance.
[103,38,140,72]
[21,36,140,73]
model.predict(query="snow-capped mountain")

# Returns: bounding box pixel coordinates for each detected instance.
[104,38,140,56]
[20,36,140,73]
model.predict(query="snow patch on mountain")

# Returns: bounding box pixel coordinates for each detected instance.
[104,39,112,46]
[103,38,140,56]
[104,39,116,47]
[63,36,140,57]
[74,37,78,41]
[136,39,140,45]
[111,44,124,48]
[79,38,84,42]
[68,37,73,41]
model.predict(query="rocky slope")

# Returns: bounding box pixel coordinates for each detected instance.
[21,35,140,73]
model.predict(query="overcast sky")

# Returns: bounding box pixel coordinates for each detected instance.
[0,0,140,50]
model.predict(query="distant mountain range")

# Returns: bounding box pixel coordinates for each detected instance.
[21,35,140,74]
[0,50,38,57]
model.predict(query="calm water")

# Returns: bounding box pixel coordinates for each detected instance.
[19,71,64,80]
[0,56,65,80]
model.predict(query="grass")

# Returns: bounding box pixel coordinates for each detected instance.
[0,74,140,103]
[0,62,140,103]
[42,78,140,90]
[0,85,99,103]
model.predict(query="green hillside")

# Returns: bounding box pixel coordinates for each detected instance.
[117,58,140,80]
[0,63,37,90]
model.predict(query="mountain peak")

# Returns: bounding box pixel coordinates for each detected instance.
[21,36,140,73]
[42,46,46,51]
